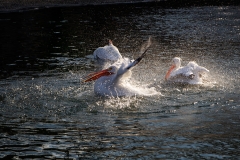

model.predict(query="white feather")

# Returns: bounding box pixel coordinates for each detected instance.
[167,57,209,84]
[93,43,122,62]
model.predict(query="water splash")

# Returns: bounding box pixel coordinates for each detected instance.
[140,36,152,54]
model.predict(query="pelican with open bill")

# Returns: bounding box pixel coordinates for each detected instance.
[82,39,152,97]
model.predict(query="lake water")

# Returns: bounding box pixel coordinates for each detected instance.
[0,3,240,159]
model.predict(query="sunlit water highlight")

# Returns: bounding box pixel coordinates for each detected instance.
[0,4,239,159]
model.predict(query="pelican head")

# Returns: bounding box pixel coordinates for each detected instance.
[82,60,136,97]
[83,66,116,82]
[172,57,181,68]
[83,58,134,83]
[165,57,181,80]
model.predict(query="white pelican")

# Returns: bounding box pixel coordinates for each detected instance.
[165,57,209,84]
[83,46,159,97]
[93,40,122,65]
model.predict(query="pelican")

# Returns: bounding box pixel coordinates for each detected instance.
[93,40,122,65]
[83,45,159,97]
[165,57,209,84]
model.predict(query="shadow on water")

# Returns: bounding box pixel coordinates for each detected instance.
[0,2,240,159]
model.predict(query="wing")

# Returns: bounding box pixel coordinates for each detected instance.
[170,66,194,78]
[168,66,194,83]
[93,45,122,61]
[168,61,209,84]
[187,61,209,73]
[196,66,209,73]
[113,37,152,79]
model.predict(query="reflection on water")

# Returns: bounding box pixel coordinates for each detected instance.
[0,3,240,159]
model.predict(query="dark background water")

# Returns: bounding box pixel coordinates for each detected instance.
[0,3,158,79]
[0,2,240,159]
[1,2,239,79]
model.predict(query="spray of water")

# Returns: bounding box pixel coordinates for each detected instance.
[140,36,152,54]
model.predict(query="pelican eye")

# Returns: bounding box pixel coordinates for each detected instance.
[108,67,112,70]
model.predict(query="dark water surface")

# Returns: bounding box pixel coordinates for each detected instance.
[0,3,240,159]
